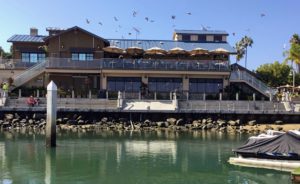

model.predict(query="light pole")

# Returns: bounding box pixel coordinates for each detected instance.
[290,69,295,94]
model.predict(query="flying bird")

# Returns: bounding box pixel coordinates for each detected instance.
[260,13,266,17]
[145,17,149,22]
[133,11,138,17]
[232,32,236,36]
[186,12,192,15]
[132,27,140,34]
[86,19,90,24]
[128,32,132,35]
[114,16,118,21]
[150,20,155,23]
[98,22,103,26]
[171,15,176,20]
[118,25,122,28]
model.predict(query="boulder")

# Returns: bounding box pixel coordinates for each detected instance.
[156,121,166,127]
[217,119,226,126]
[228,120,237,126]
[248,120,256,126]
[166,118,177,125]
[101,117,108,123]
[176,119,184,126]
[206,123,214,129]
[274,120,283,125]
[192,120,200,127]
[33,113,46,120]
[5,114,14,120]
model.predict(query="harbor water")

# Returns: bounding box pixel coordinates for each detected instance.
[0,130,291,184]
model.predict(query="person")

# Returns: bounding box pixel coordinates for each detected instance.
[27,96,37,107]
[2,82,8,98]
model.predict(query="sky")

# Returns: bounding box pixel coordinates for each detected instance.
[0,0,299,70]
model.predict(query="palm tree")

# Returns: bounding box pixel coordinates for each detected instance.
[284,34,300,92]
[235,36,254,68]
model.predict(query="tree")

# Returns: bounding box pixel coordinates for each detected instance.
[256,61,291,87]
[235,36,254,68]
[285,34,300,67]
[0,46,12,59]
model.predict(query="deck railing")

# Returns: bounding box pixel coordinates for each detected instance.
[45,58,230,72]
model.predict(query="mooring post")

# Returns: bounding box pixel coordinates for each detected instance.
[18,89,22,98]
[46,81,57,147]
[37,89,40,98]
[236,93,239,101]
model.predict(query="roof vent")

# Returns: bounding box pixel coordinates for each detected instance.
[30,28,38,36]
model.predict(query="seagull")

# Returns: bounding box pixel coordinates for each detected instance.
[133,27,140,34]
[118,25,122,28]
[128,32,132,35]
[150,20,155,23]
[201,25,208,31]
[232,32,236,36]
[86,19,90,24]
[186,12,192,15]
[260,13,266,17]
[133,11,138,17]
[171,15,176,20]
[114,16,118,21]
[145,17,149,22]
[98,22,103,26]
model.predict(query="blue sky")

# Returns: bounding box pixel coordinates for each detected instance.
[0,0,299,70]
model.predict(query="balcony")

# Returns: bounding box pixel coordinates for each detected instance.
[1,58,230,72]
[46,58,230,72]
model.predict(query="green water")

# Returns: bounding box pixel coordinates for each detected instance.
[0,130,291,184]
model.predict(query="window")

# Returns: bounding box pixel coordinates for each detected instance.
[189,78,223,94]
[206,35,214,42]
[182,34,190,41]
[148,78,182,92]
[21,53,45,63]
[71,53,94,61]
[107,77,141,92]
[214,35,223,42]
[198,35,206,42]
[190,35,198,41]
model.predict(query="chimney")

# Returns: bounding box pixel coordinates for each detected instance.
[30,28,38,36]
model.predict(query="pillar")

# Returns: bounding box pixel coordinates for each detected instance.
[18,89,22,98]
[46,81,57,147]
[253,93,256,101]
[236,93,239,101]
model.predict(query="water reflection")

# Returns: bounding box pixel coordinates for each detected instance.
[124,141,177,163]
[0,131,292,184]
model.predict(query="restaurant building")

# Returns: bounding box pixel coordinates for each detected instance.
[6,26,244,100]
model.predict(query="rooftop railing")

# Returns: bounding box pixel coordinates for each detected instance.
[45,58,230,72]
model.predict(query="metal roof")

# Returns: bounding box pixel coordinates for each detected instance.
[174,29,228,35]
[7,35,46,43]
[108,39,236,53]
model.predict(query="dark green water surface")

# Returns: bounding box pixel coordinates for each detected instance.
[0,130,291,184]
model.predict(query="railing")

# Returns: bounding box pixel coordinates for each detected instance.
[0,59,42,69]
[230,70,275,96]
[46,58,230,72]
[13,60,47,89]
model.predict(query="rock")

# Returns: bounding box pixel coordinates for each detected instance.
[176,119,184,126]
[14,113,20,119]
[33,113,46,119]
[274,120,283,125]
[217,119,226,126]
[28,119,34,124]
[20,119,27,124]
[228,120,237,126]
[185,124,192,129]
[5,114,14,120]
[219,127,226,132]
[248,120,256,126]
[157,121,166,127]
[0,120,3,125]
[101,117,108,123]
[265,125,273,130]
[192,120,200,127]
[235,119,241,126]
[143,119,151,126]
[78,120,84,124]
[275,126,283,131]
[38,121,46,128]
[63,117,69,123]
[206,123,214,129]
[67,120,77,125]
[202,119,207,124]
[12,119,19,124]
[57,118,63,123]
[2,122,11,128]
[76,115,82,121]
[206,118,212,124]
[166,118,177,125]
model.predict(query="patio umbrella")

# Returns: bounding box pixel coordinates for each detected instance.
[103,46,125,54]
[210,48,230,54]
[126,46,144,55]
[189,47,209,55]
[145,47,167,55]
[168,47,188,55]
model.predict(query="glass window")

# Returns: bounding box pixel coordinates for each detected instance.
[86,53,93,61]
[79,53,86,61]
[72,53,79,60]
[198,35,206,42]
[107,77,141,92]
[214,35,222,42]
[148,78,182,92]
[21,52,45,63]
[189,78,222,94]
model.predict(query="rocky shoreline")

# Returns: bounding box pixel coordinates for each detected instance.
[0,112,294,134]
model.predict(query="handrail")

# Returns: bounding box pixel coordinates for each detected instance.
[230,70,275,96]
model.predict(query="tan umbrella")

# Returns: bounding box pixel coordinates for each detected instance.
[126,46,144,55]
[210,48,230,54]
[145,47,167,55]
[103,46,125,54]
[168,47,188,55]
[189,47,209,55]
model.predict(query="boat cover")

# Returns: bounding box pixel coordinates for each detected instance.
[233,131,300,155]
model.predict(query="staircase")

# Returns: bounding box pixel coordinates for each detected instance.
[12,60,47,90]
[230,70,275,97]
